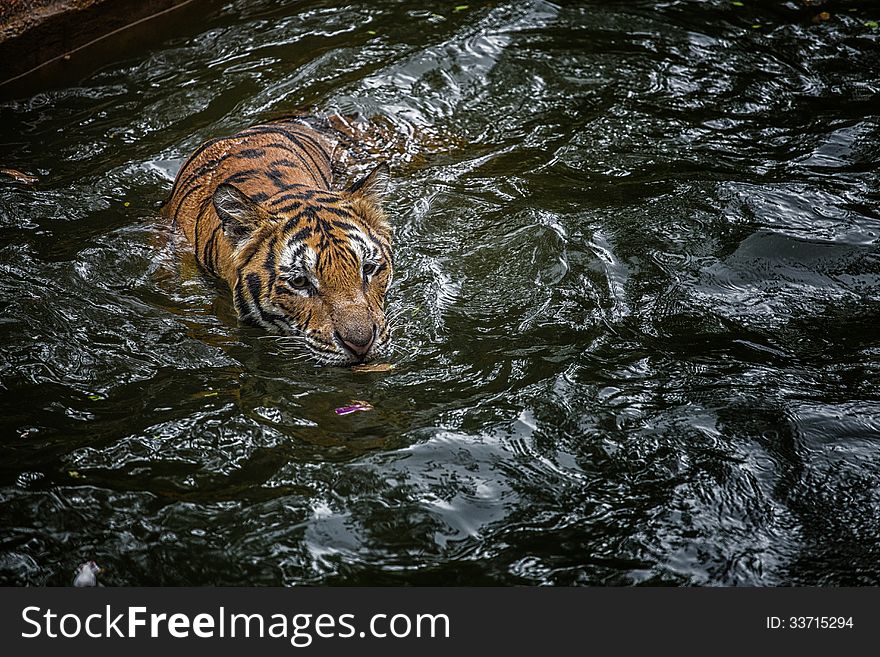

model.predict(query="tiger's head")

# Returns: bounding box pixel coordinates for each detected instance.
[212,163,393,365]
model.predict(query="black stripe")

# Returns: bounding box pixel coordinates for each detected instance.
[282,214,318,233]
[317,206,354,220]
[254,141,311,157]
[193,196,205,260]
[233,279,252,323]
[283,240,308,261]
[331,219,363,232]
[263,236,278,289]
[266,187,308,207]
[284,126,334,163]
[268,188,322,205]
[241,126,330,188]
[236,148,266,159]
[171,181,205,218]
[173,151,242,200]
[202,225,222,275]
[173,146,267,201]
[168,135,225,200]
[221,169,260,185]
[270,199,303,215]
[235,232,266,270]
[266,169,289,190]
[245,273,289,331]
[251,123,334,162]
[169,124,333,210]
[347,232,369,250]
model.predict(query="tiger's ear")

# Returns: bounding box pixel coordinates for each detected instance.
[347,162,389,203]
[213,184,264,245]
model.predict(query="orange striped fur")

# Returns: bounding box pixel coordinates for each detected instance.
[163,118,392,365]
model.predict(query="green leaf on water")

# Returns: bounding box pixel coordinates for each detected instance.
[731,1,744,6]
[88,394,101,400]
[367,30,377,35]
[865,20,879,29]
[454,5,469,12]
[68,470,83,479]
[751,24,762,28]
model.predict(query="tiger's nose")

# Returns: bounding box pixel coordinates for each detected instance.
[335,326,376,359]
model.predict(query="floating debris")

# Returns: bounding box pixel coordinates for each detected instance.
[351,362,395,373]
[334,400,373,415]
[0,167,38,185]
[73,561,101,587]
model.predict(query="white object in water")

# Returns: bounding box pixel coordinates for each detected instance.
[73,561,101,587]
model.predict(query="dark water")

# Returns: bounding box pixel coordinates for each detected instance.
[1,0,879,586]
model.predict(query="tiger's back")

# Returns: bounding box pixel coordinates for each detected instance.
[165,120,337,279]
[163,118,393,365]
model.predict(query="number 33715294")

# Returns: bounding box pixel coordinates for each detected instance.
[766,617,854,629]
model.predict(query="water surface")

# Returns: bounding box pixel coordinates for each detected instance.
[1,0,879,585]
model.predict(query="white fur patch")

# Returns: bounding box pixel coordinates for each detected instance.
[347,227,380,263]
[279,242,319,292]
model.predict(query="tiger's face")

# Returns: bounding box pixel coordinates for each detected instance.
[212,164,393,365]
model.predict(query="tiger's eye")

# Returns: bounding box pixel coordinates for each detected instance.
[290,275,309,289]
[363,263,378,277]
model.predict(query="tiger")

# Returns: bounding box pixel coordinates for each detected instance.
[162,117,393,365]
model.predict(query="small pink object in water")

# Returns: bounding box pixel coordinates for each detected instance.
[334,400,373,415]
